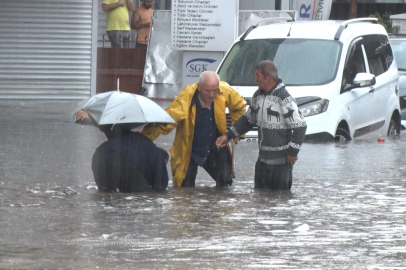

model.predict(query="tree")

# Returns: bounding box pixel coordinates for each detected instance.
[369,12,400,34]
[349,0,358,19]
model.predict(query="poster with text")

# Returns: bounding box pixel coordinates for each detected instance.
[171,0,238,51]
[182,51,223,87]
[294,0,332,21]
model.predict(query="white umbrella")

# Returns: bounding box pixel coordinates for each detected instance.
[79,90,175,126]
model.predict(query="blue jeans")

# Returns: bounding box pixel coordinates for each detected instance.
[107,31,130,48]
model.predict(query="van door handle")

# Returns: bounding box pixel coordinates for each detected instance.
[369,87,375,94]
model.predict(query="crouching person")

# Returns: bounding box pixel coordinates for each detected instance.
[91,123,169,193]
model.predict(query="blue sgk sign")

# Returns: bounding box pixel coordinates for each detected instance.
[186,58,217,73]
[300,4,311,19]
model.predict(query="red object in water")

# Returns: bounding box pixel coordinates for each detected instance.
[377,137,385,143]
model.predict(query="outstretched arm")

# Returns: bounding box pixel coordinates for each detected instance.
[141,123,176,141]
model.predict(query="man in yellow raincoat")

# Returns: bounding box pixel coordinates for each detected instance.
[142,71,246,188]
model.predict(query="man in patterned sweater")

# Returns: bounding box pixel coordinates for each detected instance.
[216,60,307,190]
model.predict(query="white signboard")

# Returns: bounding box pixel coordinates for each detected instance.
[171,0,238,51]
[393,19,406,34]
[294,0,332,21]
[182,51,223,87]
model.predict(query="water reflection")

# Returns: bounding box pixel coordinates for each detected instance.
[1,101,406,269]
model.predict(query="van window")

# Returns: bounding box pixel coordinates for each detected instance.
[363,35,394,77]
[342,42,366,89]
[218,39,342,86]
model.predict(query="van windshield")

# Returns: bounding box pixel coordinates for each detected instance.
[218,39,342,86]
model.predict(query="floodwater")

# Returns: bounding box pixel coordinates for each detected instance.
[1,100,406,269]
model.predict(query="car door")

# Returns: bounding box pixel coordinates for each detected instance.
[362,35,396,133]
[341,38,375,137]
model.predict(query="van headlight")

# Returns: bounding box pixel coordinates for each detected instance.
[299,99,329,117]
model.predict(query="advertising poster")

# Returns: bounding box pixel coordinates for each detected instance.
[294,0,332,21]
[171,0,238,51]
[182,51,223,87]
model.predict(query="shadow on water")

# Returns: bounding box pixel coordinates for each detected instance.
[2,101,406,269]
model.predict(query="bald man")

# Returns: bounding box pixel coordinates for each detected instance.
[142,71,246,188]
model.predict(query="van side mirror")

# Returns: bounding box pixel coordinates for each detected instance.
[342,73,376,92]
[353,73,376,87]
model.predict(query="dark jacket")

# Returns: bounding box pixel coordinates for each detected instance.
[93,131,168,192]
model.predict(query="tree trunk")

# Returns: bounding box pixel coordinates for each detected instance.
[349,0,358,19]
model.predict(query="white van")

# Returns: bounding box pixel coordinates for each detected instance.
[218,18,401,142]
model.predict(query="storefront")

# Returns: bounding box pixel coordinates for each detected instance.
[1,0,405,99]
[0,0,98,99]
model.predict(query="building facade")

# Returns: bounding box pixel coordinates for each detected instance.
[0,0,404,99]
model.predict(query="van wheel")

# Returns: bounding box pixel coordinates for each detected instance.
[387,119,399,137]
[335,128,351,142]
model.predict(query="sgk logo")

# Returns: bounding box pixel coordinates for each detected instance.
[186,58,217,73]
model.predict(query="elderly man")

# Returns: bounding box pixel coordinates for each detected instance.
[216,60,307,190]
[142,71,246,188]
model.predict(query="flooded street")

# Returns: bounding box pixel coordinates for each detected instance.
[1,100,406,269]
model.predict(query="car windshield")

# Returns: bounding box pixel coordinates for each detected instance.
[390,39,406,70]
[218,39,342,86]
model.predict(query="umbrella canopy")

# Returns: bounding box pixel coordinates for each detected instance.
[80,90,175,125]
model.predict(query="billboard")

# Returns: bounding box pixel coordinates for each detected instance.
[294,0,332,21]
[171,0,238,51]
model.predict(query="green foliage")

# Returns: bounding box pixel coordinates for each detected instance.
[369,12,400,34]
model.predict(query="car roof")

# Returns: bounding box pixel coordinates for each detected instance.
[244,19,387,42]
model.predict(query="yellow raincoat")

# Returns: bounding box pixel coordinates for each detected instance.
[142,81,246,187]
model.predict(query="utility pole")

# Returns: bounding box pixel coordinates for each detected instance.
[349,0,358,19]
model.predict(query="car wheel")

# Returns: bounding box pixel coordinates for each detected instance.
[335,128,351,142]
[387,119,399,137]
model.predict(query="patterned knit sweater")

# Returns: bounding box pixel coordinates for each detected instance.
[226,79,307,164]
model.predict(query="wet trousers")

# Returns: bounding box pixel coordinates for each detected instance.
[92,147,152,192]
[181,149,232,188]
[106,30,130,48]
[254,159,293,190]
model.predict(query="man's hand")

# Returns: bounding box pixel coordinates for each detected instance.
[118,0,125,7]
[216,135,229,148]
[76,110,90,121]
[286,154,298,165]
[230,137,239,145]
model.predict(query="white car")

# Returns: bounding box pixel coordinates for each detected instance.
[218,18,401,142]
[388,34,406,129]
